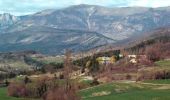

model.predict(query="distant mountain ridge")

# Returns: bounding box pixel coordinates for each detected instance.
[0,5,170,54]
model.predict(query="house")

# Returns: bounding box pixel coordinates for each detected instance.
[130,58,137,64]
[119,54,124,58]
[128,55,137,58]
[97,56,116,65]
[128,55,137,64]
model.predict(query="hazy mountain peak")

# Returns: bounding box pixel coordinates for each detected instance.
[0,13,20,29]
[0,13,16,20]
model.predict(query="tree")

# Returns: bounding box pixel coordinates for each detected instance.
[63,50,73,79]
[5,79,9,86]
[88,56,99,73]
[146,44,161,62]
[43,50,80,100]
[24,76,31,84]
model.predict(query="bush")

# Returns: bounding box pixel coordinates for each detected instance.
[90,78,100,86]
[43,84,80,100]
[146,46,161,62]
[8,83,28,97]
[8,77,52,98]
[59,74,64,79]
[145,42,170,62]
[137,69,170,81]
[126,74,132,80]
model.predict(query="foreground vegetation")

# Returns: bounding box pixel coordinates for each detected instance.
[1,79,170,100]
[0,87,37,100]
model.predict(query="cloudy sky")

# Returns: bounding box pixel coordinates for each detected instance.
[0,0,170,15]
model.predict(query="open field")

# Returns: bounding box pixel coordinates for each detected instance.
[144,79,170,84]
[33,56,64,64]
[79,81,170,100]
[0,61,32,71]
[155,60,170,68]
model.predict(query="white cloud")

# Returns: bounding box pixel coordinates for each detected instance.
[129,0,170,7]
[74,0,83,5]
[0,0,170,15]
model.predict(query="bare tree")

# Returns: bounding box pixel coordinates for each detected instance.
[43,50,80,100]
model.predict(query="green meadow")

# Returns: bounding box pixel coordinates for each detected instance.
[80,81,170,100]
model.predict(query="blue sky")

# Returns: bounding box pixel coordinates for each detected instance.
[0,0,170,15]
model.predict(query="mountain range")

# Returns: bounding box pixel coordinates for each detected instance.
[0,4,170,54]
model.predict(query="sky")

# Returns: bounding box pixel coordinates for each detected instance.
[0,0,170,15]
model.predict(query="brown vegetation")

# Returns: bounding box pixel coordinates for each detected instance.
[43,84,80,100]
[137,68,170,81]
[7,50,80,100]
[8,83,28,97]
[43,50,80,100]
[146,42,170,62]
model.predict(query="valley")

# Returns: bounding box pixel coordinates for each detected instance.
[0,30,169,100]
[0,3,170,100]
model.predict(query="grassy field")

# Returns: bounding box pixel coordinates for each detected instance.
[33,56,64,64]
[0,61,32,71]
[155,60,170,67]
[79,81,170,100]
[144,79,170,84]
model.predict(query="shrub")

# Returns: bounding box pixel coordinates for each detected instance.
[24,76,31,84]
[146,46,161,62]
[43,84,80,100]
[90,78,100,86]
[59,74,64,79]
[137,69,170,81]
[126,74,132,80]
[8,83,28,97]
[145,42,170,62]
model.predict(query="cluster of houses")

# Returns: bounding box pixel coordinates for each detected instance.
[52,54,147,79]
[96,54,146,65]
[96,56,116,65]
